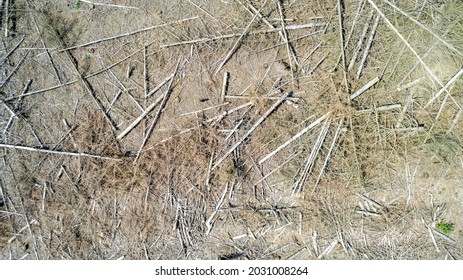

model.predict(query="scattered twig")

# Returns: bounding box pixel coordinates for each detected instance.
[382,0,463,57]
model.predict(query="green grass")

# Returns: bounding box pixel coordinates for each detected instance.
[436,220,455,236]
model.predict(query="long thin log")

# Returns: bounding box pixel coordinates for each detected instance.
[187,0,218,21]
[3,0,9,37]
[277,0,298,84]
[314,119,343,190]
[205,184,229,235]
[212,92,290,170]
[116,93,164,141]
[79,0,139,9]
[259,112,330,164]
[161,23,327,48]
[0,44,33,88]
[334,0,366,70]
[64,50,117,132]
[25,1,62,84]
[214,0,266,74]
[348,11,374,71]
[349,76,379,100]
[0,143,121,160]
[135,59,180,161]
[0,35,24,63]
[293,122,330,195]
[337,0,350,94]
[58,17,198,52]
[356,14,380,79]
[146,73,174,98]
[221,72,229,102]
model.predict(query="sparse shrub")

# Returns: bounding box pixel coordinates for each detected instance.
[436,220,455,236]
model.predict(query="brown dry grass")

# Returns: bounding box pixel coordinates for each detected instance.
[1,0,463,259]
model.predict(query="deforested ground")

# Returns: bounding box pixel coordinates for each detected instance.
[1,0,463,259]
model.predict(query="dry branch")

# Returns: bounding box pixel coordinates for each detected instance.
[314,119,343,190]
[116,94,165,141]
[58,17,198,52]
[348,11,374,71]
[349,76,379,100]
[293,122,330,195]
[79,0,139,9]
[212,92,290,170]
[221,72,229,102]
[205,184,229,235]
[356,14,380,79]
[135,59,181,161]
[337,0,350,93]
[214,0,266,74]
[259,112,330,164]
[161,23,326,48]
[0,35,24,63]
[0,143,121,160]
[426,67,463,107]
